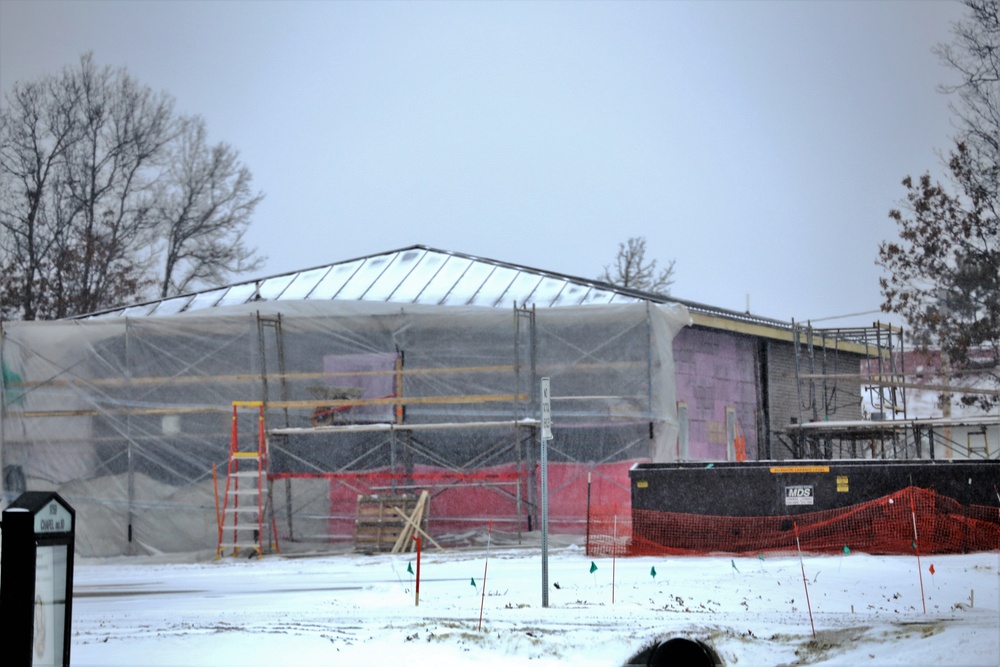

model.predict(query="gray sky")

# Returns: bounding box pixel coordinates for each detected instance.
[0,0,968,326]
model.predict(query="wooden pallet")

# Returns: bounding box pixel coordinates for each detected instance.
[353,491,430,554]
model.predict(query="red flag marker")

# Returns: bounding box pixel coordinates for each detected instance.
[929,563,935,575]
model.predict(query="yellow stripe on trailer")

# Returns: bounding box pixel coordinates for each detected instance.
[769,466,830,474]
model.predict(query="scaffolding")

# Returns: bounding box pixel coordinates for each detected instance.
[1,300,688,557]
[792,415,998,460]
[785,321,902,458]
[786,321,998,460]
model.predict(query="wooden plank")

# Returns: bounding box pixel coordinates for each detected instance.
[354,494,426,554]
[18,393,531,419]
[391,490,429,553]
[266,393,529,410]
[392,493,441,551]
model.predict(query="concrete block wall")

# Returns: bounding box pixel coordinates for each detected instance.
[765,341,801,455]
[766,339,865,459]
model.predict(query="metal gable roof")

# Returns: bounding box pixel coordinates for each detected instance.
[76,244,797,335]
[79,245,640,318]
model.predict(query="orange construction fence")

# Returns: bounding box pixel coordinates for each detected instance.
[588,486,1000,557]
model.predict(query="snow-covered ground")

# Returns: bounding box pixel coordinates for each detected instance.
[67,536,1000,667]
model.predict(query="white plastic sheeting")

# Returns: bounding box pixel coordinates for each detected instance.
[1,300,689,556]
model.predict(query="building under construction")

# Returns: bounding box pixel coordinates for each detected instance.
[1,246,996,558]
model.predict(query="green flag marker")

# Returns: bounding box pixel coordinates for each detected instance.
[589,561,598,574]
[842,545,850,555]
[407,562,413,575]
[912,541,918,550]
[650,566,657,578]
[757,553,764,561]
[731,559,739,573]
[470,577,477,588]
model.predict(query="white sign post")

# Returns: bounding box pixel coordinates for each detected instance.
[540,377,552,608]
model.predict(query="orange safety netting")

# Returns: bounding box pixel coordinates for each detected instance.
[270,460,636,539]
[587,487,1000,557]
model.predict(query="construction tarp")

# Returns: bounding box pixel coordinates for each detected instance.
[1,300,690,556]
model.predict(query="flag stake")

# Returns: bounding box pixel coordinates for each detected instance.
[478,519,492,632]
[413,536,421,607]
[611,515,617,605]
[909,490,927,614]
[793,521,816,639]
[211,463,221,535]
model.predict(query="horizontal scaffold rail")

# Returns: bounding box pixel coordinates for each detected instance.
[3,364,521,389]
[791,414,999,432]
[16,393,530,418]
[262,393,528,410]
[269,418,541,435]
[271,470,527,481]
[4,360,644,390]
[796,374,999,396]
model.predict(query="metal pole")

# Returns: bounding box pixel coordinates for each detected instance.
[125,319,135,554]
[585,471,592,555]
[0,324,6,505]
[540,376,551,608]
[541,432,549,608]
[413,535,422,606]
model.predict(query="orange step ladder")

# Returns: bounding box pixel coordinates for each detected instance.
[216,401,279,558]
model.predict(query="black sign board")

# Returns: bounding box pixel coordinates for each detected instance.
[1,491,76,667]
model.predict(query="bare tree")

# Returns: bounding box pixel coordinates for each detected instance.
[1,53,266,320]
[599,236,675,295]
[935,0,999,198]
[49,53,174,317]
[152,116,265,298]
[0,70,79,319]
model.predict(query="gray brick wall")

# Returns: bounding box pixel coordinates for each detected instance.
[766,339,865,459]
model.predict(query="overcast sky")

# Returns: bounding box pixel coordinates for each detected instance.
[0,1,969,327]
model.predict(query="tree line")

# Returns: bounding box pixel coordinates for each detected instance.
[0,52,264,320]
[878,0,999,409]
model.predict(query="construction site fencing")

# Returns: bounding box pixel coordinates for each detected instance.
[270,459,636,544]
[587,487,1000,558]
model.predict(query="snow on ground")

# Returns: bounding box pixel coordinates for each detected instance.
[70,538,999,667]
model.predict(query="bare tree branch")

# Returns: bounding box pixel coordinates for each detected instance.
[153,116,265,297]
[599,236,675,295]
